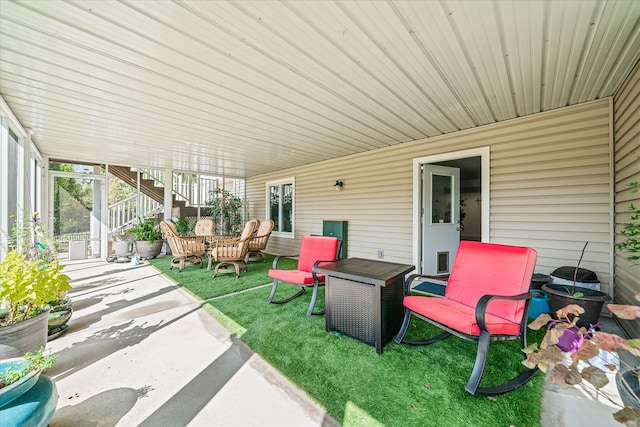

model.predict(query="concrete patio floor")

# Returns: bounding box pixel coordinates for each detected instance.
[46,258,339,427]
[44,257,627,426]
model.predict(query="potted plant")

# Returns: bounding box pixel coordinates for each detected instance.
[129,218,163,259]
[172,217,193,235]
[111,230,133,259]
[524,301,640,426]
[0,250,72,359]
[47,295,73,340]
[0,347,59,425]
[525,171,640,425]
[542,241,611,327]
[206,188,243,235]
[0,347,57,407]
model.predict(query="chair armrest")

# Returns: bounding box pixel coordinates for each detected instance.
[272,254,299,269]
[311,259,339,282]
[474,290,544,332]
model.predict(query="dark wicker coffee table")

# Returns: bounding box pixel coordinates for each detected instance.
[315,258,414,354]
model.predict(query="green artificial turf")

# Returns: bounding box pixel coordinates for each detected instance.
[150,255,545,427]
[147,253,297,300]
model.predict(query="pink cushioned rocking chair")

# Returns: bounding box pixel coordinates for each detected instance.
[267,235,340,315]
[395,241,540,395]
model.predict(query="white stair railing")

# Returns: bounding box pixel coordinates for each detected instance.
[108,172,238,236]
[108,193,162,236]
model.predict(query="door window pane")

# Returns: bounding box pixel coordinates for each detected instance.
[269,185,280,231]
[267,179,294,236]
[431,174,453,224]
[282,183,293,232]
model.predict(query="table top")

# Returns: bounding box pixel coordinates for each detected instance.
[315,257,414,287]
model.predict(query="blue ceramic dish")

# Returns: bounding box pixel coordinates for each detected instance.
[0,358,41,408]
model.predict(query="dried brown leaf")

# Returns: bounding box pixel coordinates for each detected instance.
[542,323,573,349]
[522,344,564,371]
[613,406,640,427]
[555,304,584,320]
[591,332,632,353]
[522,353,539,369]
[522,342,539,354]
[528,313,553,330]
[581,365,609,389]
[572,340,600,362]
[547,364,582,388]
[607,304,640,320]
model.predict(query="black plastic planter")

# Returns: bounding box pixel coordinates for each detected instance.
[616,369,640,409]
[542,284,611,328]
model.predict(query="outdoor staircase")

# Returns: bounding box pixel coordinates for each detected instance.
[109,165,197,217]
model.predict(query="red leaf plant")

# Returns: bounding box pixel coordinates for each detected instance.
[524,297,640,426]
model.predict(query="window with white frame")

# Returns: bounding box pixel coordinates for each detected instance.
[267,178,294,237]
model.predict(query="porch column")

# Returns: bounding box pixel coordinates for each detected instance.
[164,168,173,221]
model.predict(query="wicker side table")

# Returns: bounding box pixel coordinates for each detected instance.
[316,258,414,354]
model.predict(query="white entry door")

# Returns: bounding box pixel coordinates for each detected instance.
[422,164,460,275]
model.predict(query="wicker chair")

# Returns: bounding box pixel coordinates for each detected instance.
[194,218,216,236]
[160,221,207,272]
[245,219,275,263]
[209,219,259,278]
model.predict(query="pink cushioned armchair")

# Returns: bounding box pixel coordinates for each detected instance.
[395,241,540,395]
[267,235,340,315]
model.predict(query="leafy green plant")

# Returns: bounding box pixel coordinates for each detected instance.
[0,348,58,389]
[206,188,243,235]
[0,250,72,326]
[172,217,193,235]
[2,211,58,263]
[129,218,162,242]
[617,180,640,265]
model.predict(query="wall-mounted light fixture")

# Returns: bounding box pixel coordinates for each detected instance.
[334,180,344,191]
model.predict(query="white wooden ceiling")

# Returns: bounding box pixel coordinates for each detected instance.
[1,0,639,178]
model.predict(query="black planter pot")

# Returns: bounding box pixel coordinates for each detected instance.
[616,369,640,408]
[542,284,611,328]
[530,273,553,290]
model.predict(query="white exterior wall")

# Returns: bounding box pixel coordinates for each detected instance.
[247,99,613,296]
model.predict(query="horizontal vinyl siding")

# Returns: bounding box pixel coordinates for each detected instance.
[613,59,640,338]
[247,99,613,293]
[490,102,612,292]
[248,153,415,263]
